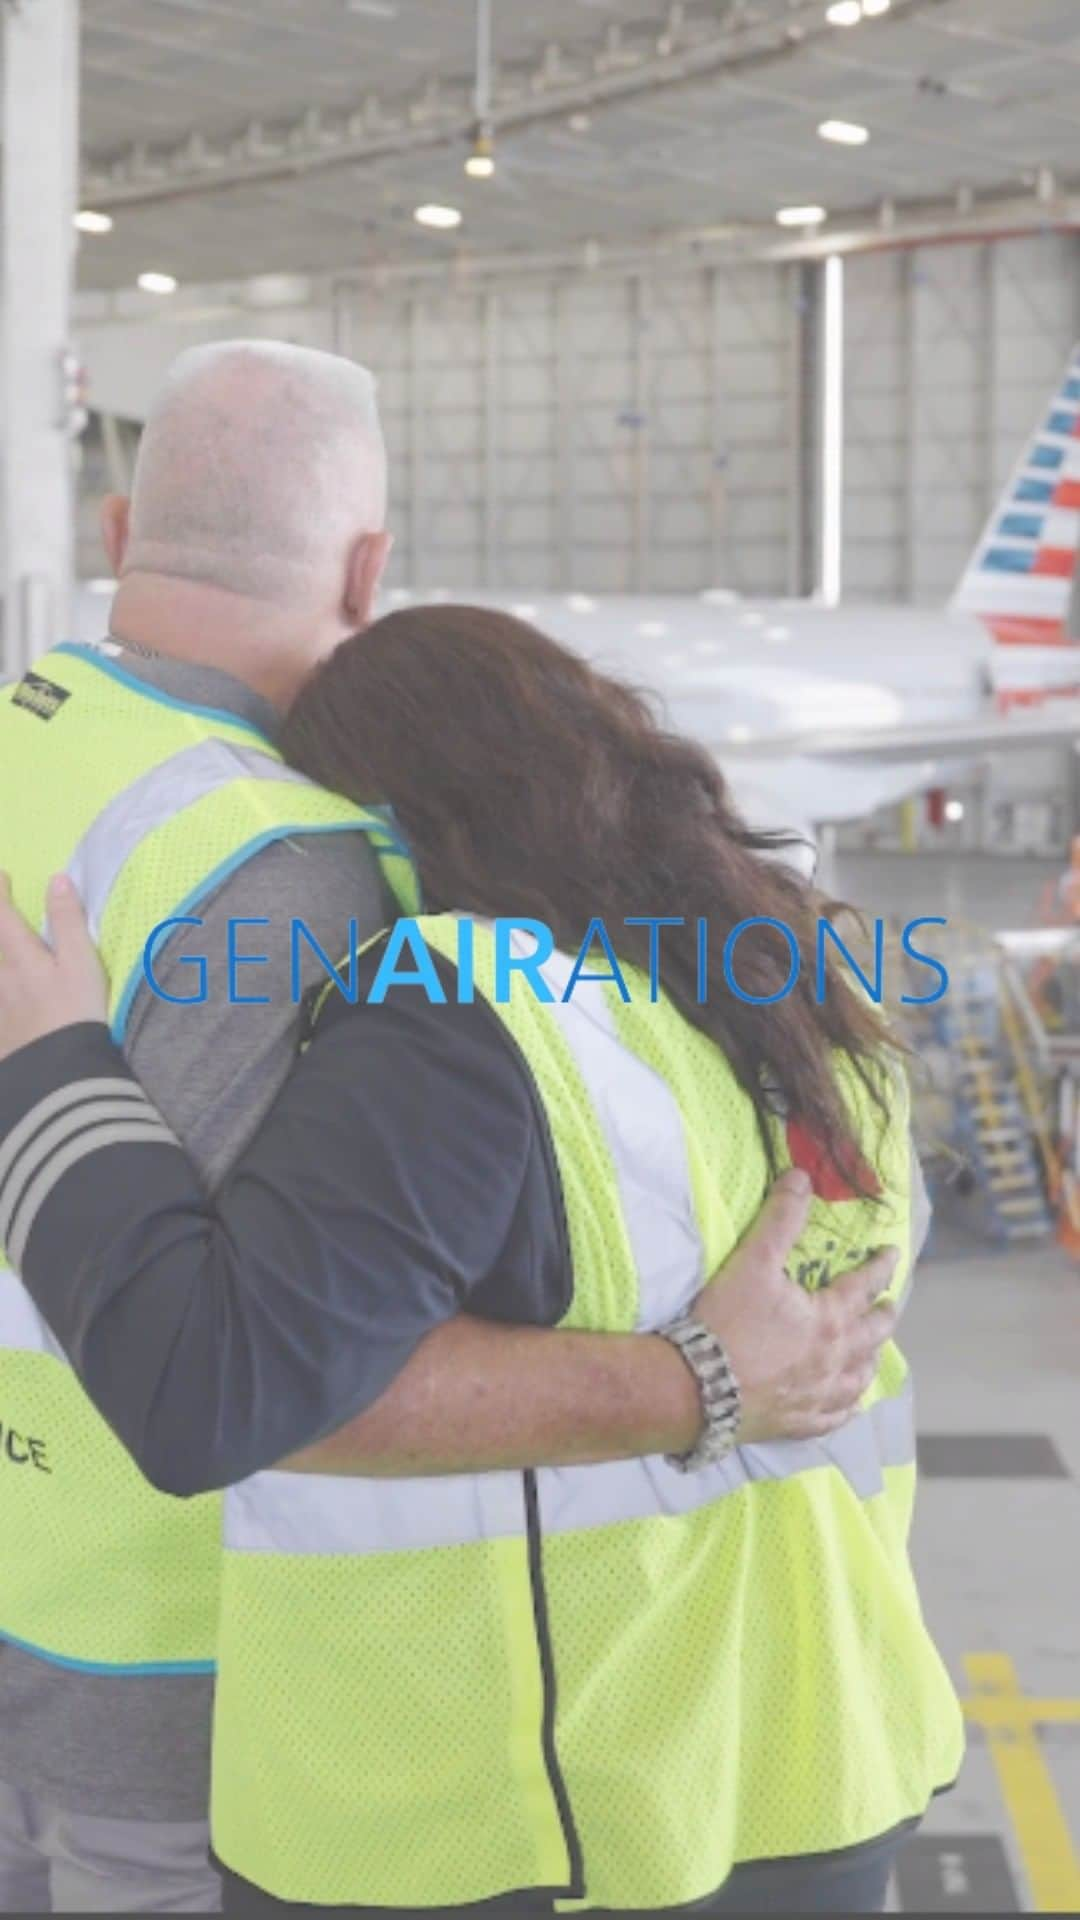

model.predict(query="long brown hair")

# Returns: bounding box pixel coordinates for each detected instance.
[282,604,893,1183]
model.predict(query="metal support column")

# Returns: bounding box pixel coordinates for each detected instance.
[981,242,1001,518]
[790,263,818,598]
[330,283,355,361]
[555,283,576,590]
[902,249,920,604]
[709,265,730,589]
[408,296,427,591]
[797,263,825,602]
[3,0,80,676]
[632,273,651,593]
[818,253,844,607]
[483,289,500,589]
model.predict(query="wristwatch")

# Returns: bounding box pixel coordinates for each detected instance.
[659,1316,742,1473]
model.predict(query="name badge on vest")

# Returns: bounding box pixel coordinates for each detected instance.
[12,673,71,722]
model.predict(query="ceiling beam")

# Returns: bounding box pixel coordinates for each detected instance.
[81,0,947,214]
[72,174,1080,332]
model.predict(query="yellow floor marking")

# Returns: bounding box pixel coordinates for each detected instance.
[962,1653,1080,1913]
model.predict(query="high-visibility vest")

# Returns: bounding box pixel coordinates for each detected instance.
[212,915,964,1910]
[0,643,418,1674]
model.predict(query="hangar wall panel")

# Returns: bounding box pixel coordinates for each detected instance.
[336,261,799,596]
[843,233,1080,606]
[76,233,1079,606]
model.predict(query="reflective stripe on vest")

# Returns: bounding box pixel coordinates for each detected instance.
[505,930,703,1328]
[0,1275,66,1360]
[65,740,317,942]
[225,1379,915,1558]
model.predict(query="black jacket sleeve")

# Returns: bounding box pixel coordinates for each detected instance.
[0,965,567,1497]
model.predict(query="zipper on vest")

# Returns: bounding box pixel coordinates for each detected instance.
[522,1469,586,1900]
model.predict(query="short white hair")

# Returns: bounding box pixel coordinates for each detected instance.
[125,340,387,602]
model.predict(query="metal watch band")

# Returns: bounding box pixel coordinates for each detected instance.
[659,1315,742,1474]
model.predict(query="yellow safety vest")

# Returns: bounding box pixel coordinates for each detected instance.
[212,915,964,1909]
[0,643,418,1673]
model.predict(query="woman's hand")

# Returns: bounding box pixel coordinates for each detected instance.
[0,874,109,1062]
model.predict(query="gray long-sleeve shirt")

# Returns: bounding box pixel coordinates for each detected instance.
[0,644,390,1823]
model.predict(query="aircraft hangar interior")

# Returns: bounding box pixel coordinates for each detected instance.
[1,2,1080,1916]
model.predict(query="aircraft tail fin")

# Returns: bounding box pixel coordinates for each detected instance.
[952,343,1080,645]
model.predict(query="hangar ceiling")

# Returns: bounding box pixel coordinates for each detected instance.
[72,0,1080,290]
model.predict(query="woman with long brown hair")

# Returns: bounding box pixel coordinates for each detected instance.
[0,605,961,1915]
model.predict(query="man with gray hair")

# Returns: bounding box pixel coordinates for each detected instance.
[0,340,895,1911]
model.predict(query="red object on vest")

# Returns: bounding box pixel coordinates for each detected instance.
[786,1118,880,1203]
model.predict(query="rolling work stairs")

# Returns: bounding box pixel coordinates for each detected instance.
[905,931,1054,1247]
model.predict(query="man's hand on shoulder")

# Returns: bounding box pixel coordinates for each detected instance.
[694,1169,898,1444]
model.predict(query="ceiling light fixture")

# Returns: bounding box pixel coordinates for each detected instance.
[776,204,827,227]
[825,1,862,23]
[414,203,463,229]
[819,118,870,145]
[75,209,113,234]
[465,125,495,179]
[466,3,496,178]
[137,271,178,294]
[861,0,892,14]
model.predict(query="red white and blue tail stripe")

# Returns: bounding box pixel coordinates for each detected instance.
[953,344,1080,647]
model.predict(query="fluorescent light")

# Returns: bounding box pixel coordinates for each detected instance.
[776,204,827,227]
[819,119,869,146]
[945,799,965,823]
[702,587,740,606]
[861,0,891,14]
[137,271,178,294]
[820,254,844,609]
[414,203,462,229]
[638,620,670,639]
[567,593,596,613]
[86,577,116,595]
[726,725,754,744]
[75,209,113,235]
[511,602,538,619]
[825,1,862,22]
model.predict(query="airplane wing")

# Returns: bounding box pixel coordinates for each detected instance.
[707,701,1080,766]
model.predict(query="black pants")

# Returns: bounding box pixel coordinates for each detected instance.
[220,1831,900,1916]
